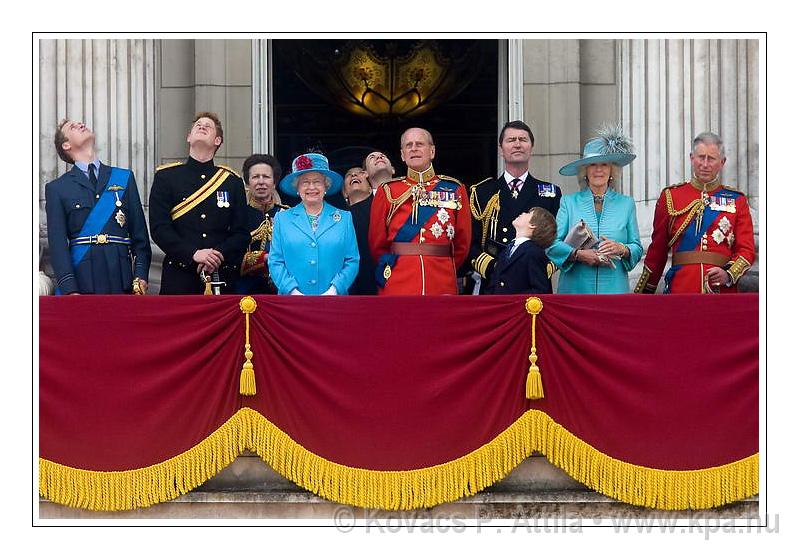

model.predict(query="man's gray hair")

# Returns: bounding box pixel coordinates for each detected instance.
[692,132,726,158]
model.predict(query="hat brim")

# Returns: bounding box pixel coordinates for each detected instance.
[559,153,636,176]
[278,169,344,197]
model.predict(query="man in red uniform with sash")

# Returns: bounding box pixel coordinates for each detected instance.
[635,132,755,294]
[369,128,471,295]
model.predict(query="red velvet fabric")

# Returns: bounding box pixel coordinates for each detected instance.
[39,294,757,473]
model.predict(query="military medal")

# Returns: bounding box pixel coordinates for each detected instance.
[108,185,124,207]
[511,190,519,199]
[217,191,230,208]
[538,183,556,198]
[115,209,126,227]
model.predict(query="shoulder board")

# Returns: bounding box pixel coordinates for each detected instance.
[155,161,183,172]
[438,174,463,185]
[664,180,688,190]
[276,203,290,209]
[217,164,241,178]
[388,176,406,183]
[470,177,494,191]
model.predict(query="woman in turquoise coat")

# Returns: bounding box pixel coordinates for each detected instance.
[546,126,643,294]
[268,153,359,295]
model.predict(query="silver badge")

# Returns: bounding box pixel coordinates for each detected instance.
[115,209,126,227]
[333,212,341,222]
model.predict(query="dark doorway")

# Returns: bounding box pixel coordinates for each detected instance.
[272,39,499,207]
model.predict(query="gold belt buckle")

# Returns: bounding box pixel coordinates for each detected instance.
[96,234,108,244]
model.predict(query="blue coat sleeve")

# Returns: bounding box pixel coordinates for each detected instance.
[267,211,299,295]
[329,212,360,295]
[44,179,78,294]
[125,172,152,282]
[546,199,578,272]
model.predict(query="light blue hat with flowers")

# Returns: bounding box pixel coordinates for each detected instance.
[559,124,636,176]
[278,152,344,196]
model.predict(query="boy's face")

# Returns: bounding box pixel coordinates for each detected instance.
[512,210,534,233]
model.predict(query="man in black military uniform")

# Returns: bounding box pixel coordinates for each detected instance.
[468,120,562,294]
[149,112,250,294]
[45,118,151,294]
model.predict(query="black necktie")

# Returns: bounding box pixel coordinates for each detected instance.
[88,163,98,188]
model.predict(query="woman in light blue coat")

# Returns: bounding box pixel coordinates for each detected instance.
[546,125,643,294]
[268,153,359,295]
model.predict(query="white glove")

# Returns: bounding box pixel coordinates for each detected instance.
[322,285,337,296]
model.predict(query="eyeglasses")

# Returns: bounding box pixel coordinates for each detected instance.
[299,178,326,187]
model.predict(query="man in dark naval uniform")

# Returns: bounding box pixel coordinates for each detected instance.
[468,120,562,294]
[45,118,151,294]
[236,153,288,294]
[149,112,250,294]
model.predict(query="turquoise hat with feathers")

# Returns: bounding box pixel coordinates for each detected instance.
[559,124,636,176]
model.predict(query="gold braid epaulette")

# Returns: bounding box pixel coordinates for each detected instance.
[726,256,751,284]
[217,164,241,178]
[438,174,464,185]
[155,161,183,172]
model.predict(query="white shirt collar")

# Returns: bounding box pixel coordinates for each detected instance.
[503,170,529,186]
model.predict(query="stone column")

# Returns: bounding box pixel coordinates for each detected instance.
[522,39,582,188]
[39,39,157,277]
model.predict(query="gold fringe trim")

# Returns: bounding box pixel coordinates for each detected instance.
[39,408,759,512]
[529,410,759,510]
[39,412,248,511]
[244,408,533,511]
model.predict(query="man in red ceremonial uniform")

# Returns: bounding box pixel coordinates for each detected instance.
[369,128,472,295]
[635,132,755,294]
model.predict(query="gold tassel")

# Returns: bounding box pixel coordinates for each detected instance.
[203,278,212,295]
[239,297,257,396]
[525,297,544,400]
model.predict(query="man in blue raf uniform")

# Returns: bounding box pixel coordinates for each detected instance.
[469,120,562,294]
[45,118,151,294]
[149,112,250,294]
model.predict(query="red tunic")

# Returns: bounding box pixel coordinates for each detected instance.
[635,180,755,294]
[369,167,471,295]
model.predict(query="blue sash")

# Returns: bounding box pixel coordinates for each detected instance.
[375,180,458,287]
[675,196,723,253]
[70,167,131,268]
